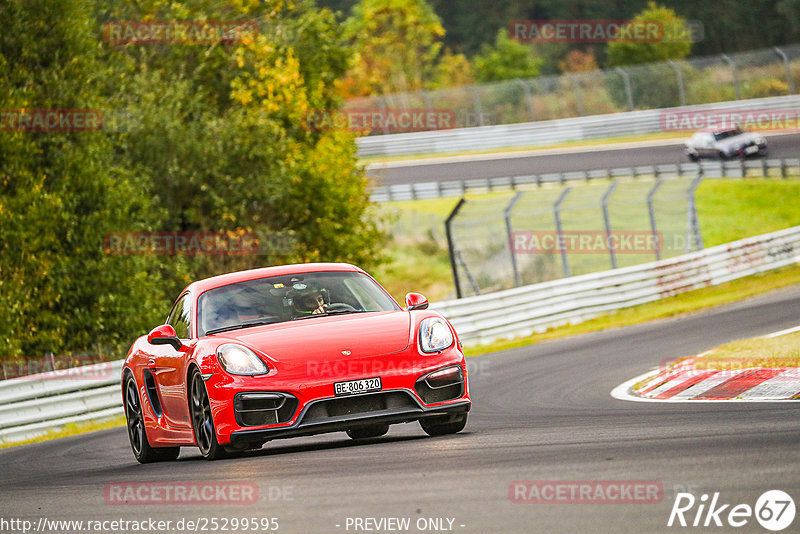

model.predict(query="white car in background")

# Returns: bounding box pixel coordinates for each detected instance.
[685,127,767,161]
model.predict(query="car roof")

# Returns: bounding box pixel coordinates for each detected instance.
[695,127,744,134]
[185,263,365,295]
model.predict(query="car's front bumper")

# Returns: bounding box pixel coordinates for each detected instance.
[228,391,470,447]
[203,347,471,445]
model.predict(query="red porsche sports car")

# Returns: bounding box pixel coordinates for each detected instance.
[122,263,470,462]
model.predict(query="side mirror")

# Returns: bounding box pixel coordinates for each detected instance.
[147,324,184,351]
[405,292,429,311]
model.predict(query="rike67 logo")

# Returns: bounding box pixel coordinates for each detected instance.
[668,490,795,531]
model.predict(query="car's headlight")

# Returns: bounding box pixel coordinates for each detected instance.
[216,344,268,375]
[419,317,454,353]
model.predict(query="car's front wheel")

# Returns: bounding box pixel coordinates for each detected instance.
[124,374,180,463]
[189,369,229,460]
[346,424,390,439]
[419,413,468,437]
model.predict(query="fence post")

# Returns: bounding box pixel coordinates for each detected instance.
[773,47,794,95]
[504,191,524,287]
[445,198,467,298]
[568,75,585,116]
[615,67,634,111]
[721,54,741,100]
[418,90,434,116]
[375,97,390,134]
[466,86,486,127]
[668,60,687,106]
[686,174,705,252]
[602,180,620,269]
[554,187,572,277]
[647,179,664,261]
[515,79,536,122]
[455,249,481,296]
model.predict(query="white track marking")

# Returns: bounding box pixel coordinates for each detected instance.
[764,325,800,338]
[669,369,744,399]
[738,369,800,399]
[610,369,800,403]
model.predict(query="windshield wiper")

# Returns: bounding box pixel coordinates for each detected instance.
[292,309,369,320]
[206,317,282,335]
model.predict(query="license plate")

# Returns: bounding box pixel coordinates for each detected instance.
[745,145,758,154]
[334,377,382,396]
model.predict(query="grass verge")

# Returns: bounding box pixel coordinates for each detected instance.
[378,178,800,303]
[690,331,800,370]
[360,131,688,165]
[0,415,125,449]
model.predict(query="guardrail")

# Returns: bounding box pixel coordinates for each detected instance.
[371,157,800,202]
[358,94,800,158]
[2,225,799,443]
[432,226,800,344]
[0,360,123,444]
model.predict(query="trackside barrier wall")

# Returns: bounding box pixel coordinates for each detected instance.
[0,360,123,444]
[1,226,799,442]
[432,226,800,344]
[358,94,800,159]
[370,157,800,202]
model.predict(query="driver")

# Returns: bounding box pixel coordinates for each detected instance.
[287,283,329,316]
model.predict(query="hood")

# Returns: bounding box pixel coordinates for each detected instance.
[211,311,412,364]
[717,133,759,148]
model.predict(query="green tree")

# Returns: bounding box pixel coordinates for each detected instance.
[473,29,542,83]
[0,0,386,358]
[0,0,163,357]
[606,2,692,67]
[342,0,445,96]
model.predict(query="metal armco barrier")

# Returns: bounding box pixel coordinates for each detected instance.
[371,157,800,202]
[0,360,123,444]
[358,94,800,159]
[1,226,799,443]
[432,226,800,345]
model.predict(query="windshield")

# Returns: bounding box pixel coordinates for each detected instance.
[713,128,743,141]
[197,271,400,336]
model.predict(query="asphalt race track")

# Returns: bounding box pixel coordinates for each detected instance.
[2,286,800,533]
[368,132,800,186]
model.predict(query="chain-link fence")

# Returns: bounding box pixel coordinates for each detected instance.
[445,174,703,298]
[346,44,800,130]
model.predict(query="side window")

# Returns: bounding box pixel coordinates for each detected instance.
[167,293,192,340]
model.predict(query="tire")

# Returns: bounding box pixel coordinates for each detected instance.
[687,152,699,162]
[346,425,390,440]
[419,413,468,437]
[123,374,180,463]
[189,369,229,460]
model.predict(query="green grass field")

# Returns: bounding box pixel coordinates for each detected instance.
[376,177,800,303]
[691,331,800,370]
